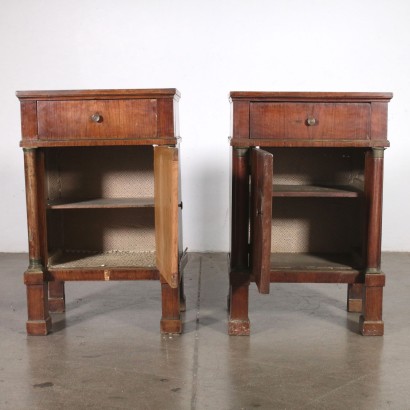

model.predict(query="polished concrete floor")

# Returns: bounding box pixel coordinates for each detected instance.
[1,252,410,409]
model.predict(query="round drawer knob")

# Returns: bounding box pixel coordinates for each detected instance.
[306,117,316,126]
[90,113,103,123]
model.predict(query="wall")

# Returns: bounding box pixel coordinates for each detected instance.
[1,0,409,252]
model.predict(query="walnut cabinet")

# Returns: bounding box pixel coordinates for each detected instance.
[229,92,393,336]
[17,89,185,335]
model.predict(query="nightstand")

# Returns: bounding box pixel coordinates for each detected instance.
[17,88,186,335]
[229,91,392,336]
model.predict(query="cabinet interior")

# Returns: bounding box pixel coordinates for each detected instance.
[264,147,366,269]
[45,146,156,268]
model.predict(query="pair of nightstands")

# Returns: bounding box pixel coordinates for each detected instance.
[17,89,392,336]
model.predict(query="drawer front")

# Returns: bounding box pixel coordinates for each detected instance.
[250,103,370,140]
[37,99,158,139]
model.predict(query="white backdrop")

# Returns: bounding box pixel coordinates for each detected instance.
[1,0,409,252]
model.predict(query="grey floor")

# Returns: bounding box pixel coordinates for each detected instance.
[1,253,410,409]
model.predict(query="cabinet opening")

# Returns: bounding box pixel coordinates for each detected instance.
[265,147,366,271]
[265,147,365,195]
[270,198,363,270]
[45,146,157,269]
[45,146,154,207]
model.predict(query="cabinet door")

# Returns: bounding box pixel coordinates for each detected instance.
[251,148,273,294]
[154,146,179,288]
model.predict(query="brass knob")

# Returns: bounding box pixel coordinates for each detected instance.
[306,117,316,126]
[90,113,102,123]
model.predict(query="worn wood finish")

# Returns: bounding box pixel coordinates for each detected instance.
[269,270,362,284]
[17,88,180,100]
[48,281,65,313]
[18,89,183,335]
[47,197,155,209]
[232,101,250,139]
[21,138,178,148]
[154,146,179,289]
[48,268,160,282]
[38,149,62,314]
[38,99,158,140]
[23,148,52,334]
[157,98,175,138]
[20,101,38,139]
[269,252,363,270]
[229,148,251,335]
[360,148,385,334]
[347,283,363,313]
[177,155,186,312]
[365,149,384,270]
[272,185,361,198]
[250,103,370,140]
[17,89,180,148]
[230,91,392,148]
[230,148,249,269]
[229,91,392,336]
[250,149,273,294]
[24,270,51,335]
[230,138,390,148]
[36,149,49,267]
[230,91,393,101]
[360,273,385,335]
[160,276,182,334]
[24,149,42,261]
[228,270,250,336]
[370,103,389,141]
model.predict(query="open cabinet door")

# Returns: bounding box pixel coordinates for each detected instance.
[251,148,273,294]
[154,146,179,288]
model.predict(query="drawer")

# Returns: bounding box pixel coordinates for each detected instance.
[250,103,370,140]
[37,99,158,139]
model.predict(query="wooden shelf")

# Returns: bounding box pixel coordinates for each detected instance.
[47,197,155,209]
[268,252,363,284]
[270,252,360,270]
[272,185,362,198]
[48,250,156,269]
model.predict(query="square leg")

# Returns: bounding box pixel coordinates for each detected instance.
[160,278,182,334]
[360,273,385,336]
[228,275,250,335]
[48,281,66,313]
[24,270,52,336]
[347,283,363,313]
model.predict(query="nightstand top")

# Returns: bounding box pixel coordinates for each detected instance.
[230,91,393,102]
[16,88,180,101]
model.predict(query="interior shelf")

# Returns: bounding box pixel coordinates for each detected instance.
[47,197,155,209]
[48,250,156,269]
[269,252,361,271]
[272,185,362,198]
[268,252,363,284]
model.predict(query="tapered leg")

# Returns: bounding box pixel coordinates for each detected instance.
[229,147,251,335]
[347,284,363,312]
[360,148,385,336]
[160,276,182,334]
[48,281,66,313]
[23,148,51,335]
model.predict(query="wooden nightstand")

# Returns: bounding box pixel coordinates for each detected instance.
[17,89,186,335]
[228,91,393,336]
